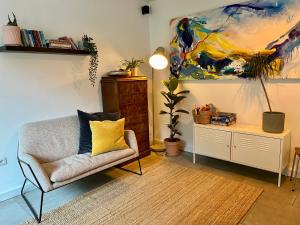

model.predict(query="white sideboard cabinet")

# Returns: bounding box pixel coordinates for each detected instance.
[193,124,291,187]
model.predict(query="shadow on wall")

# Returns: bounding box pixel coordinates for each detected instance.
[236,80,265,112]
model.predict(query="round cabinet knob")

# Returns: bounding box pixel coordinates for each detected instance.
[227,145,229,148]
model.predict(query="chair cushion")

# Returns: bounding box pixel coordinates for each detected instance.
[77,110,120,154]
[42,148,135,182]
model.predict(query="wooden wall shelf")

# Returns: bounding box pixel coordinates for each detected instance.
[0,46,90,55]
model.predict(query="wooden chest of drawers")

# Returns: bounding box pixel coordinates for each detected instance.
[101,76,150,158]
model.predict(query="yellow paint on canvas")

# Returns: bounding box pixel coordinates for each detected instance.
[171,30,276,63]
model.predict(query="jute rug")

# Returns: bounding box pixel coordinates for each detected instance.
[23,160,263,225]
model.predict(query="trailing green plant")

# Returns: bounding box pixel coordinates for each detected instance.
[82,34,98,87]
[245,53,281,112]
[160,76,190,141]
[121,58,144,70]
[7,12,18,26]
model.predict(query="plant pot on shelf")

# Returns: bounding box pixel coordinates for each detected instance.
[2,25,21,46]
[164,138,182,156]
[262,111,285,133]
[131,67,138,76]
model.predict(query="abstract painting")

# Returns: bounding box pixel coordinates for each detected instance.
[170,0,300,80]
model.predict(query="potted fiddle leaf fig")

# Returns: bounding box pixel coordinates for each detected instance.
[2,12,21,46]
[246,53,285,133]
[160,76,190,156]
[82,34,98,87]
[121,58,144,76]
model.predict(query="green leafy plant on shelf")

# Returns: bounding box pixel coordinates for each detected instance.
[121,58,144,76]
[82,34,98,86]
[121,58,144,70]
[7,12,18,26]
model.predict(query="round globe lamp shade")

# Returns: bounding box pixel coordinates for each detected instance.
[149,47,168,70]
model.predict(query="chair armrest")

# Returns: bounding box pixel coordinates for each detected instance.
[124,130,139,156]
[18,153,53,192]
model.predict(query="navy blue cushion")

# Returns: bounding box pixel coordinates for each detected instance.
[77,110,120,154]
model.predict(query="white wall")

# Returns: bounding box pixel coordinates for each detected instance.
[0,0,150,201]
[149,0,300,173]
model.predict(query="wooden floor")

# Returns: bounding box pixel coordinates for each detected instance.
[0,152,300,225]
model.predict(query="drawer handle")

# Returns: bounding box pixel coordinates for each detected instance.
[227,145,229,148]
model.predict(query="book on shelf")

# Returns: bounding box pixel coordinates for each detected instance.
[20,29,47,48]
[20,30,28,47]
[33,31,41,47]
[48,39,72,49]
[58,36,78,50]
[39,31,47,47]
[19,30,79,50]
[28,30,36,47]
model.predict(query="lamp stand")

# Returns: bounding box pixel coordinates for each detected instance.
[150,67,165,152]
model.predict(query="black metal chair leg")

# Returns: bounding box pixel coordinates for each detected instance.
[115,158,143,176]
[21,179,44,223]
[137,158,143,175]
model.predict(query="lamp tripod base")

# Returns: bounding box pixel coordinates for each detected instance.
[150,141,166,152]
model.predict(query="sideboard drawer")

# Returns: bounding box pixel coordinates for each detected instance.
[194,127,231,161]
[232,133,280,172]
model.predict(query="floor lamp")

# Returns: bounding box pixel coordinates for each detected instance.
[149,47,168,152]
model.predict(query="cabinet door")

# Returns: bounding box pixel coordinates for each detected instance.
[232,133,280,172]
[194,127,231,161]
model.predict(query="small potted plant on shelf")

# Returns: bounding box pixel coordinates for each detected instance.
[160,76,190,156]
[2,12,21,46]
[121,58,144,76]
[82,34,98,87]
[246,53,285,133]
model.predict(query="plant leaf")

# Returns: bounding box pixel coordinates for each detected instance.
[159,110,169,115]
[172,115,179,124]
[176,90,190,95]
[174,96,187,105]
[164,103,173,109]
[175,131,182,136]
[167,124,174,130]
[168,77,178,91]
[161,91,171,103]
[175,109,189,114]
[162,80,169,88]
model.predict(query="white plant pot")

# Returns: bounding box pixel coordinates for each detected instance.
[2,25,21,46]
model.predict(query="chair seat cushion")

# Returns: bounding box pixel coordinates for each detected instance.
[42,148,135,182]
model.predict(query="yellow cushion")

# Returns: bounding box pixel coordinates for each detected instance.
[89,118,129,156]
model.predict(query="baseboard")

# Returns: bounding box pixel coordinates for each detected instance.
[0,185,22,203]
[0,182,35,203]
[184,145,193,153]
